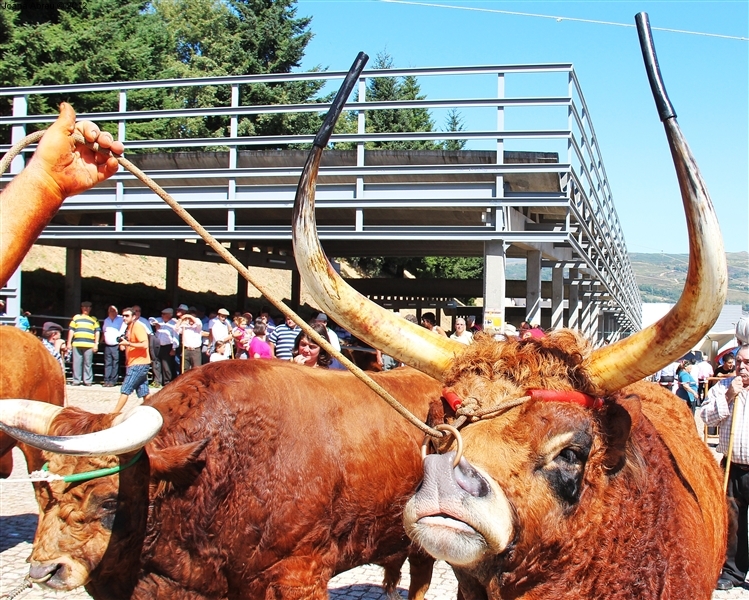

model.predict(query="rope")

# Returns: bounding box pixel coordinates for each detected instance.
[0,573,51,600]
[2,129,445,440]
[0,577,32,599]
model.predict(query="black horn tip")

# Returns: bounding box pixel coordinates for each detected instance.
[635,12,677,122]
[313,52,369,149]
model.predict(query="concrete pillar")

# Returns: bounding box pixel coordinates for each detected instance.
[166,257,179,309]
[567,268,579,330]
[483,240,506,330]
[2,268,22,323]
[525,249,541,325]
[64,247,82,317]
[551,263,564,331]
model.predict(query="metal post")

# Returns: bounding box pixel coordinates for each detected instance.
[568,268,580,330]
[551,263,564,330]
[525,249,542,324]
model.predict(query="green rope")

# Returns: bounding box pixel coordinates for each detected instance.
[41,449,144,483]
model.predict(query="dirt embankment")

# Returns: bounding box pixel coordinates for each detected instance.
[20,245,363,319]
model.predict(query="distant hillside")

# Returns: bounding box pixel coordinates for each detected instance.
[629,251,748,308]
[500,252,747,309]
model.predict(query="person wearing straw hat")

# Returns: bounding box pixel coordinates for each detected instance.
[699,344,749,591]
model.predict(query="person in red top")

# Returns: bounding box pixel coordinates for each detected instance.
[113,307,152,413]
[520,321,545,340]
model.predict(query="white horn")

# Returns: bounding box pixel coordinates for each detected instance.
[0,403,163,456]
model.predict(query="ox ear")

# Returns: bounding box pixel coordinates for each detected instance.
[147,438,210,487]
[596,396,642,474]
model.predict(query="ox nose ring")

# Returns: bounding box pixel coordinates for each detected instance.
[421,423,464,468]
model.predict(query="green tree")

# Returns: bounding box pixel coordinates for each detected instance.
[364,51,438,150]
[0,0,324,144]
[417,256,482,279]
[0,0,173,140]
[442,108,466,151]
[155,0,326,141]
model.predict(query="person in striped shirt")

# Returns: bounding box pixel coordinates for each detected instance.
[268,314,299,361]
[66,301,100,386]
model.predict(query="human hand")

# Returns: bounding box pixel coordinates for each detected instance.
[727,377,744,404]
[292,355,306,365]
[29,102,124,201]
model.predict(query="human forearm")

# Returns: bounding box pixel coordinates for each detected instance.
[0,103,122,286]
[698,386,731,425]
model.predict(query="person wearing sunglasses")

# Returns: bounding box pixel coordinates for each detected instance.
[113,308,153,413]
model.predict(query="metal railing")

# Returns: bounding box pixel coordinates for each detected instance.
[0,63,642,331]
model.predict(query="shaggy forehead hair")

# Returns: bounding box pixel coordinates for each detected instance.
[443,330,601,409]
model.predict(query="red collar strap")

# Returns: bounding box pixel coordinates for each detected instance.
[441,388,603,411]
[527,389,603,409]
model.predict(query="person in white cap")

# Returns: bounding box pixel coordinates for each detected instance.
[211,308,233,357]
[313,312,341,353]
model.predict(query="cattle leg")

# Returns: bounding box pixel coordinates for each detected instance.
[260,556,330,600]
[0,447,13,478]
[380,555,405,599]
[405,550,434,600]
[379,550,434,600]
[453,569,488,600]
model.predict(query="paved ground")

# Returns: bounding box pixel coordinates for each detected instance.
[1,385,748,599]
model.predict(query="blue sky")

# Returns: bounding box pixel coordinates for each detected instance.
[295,1,748,255]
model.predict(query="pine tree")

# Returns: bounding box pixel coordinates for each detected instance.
[155,0,326,140]
[442,108,467,151]
[365,52,438,150]
[0,0,323,143]
[0,0,176,142]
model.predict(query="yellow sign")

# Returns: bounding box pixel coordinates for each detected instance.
[483,311,503,332]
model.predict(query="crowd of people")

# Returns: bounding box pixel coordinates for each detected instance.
[33,306,555,387]
[33,303,368,391]
[655,351,737,413]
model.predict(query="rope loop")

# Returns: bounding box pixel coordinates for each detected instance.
[421,423,464,468]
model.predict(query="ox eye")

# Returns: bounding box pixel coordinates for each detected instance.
[97,498,120,531]
[100,499,118,512]
[557,447,582,465]
[542,445,589,506]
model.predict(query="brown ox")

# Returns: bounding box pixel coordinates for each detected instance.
[283,21,728,599]
[5,361,440,599]
[0,327,65,477]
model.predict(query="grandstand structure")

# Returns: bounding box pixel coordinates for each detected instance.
[0,63,641,342]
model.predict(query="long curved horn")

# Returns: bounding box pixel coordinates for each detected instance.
[292,53,466,381]
[587,13,727,394]
[0,400,163,456]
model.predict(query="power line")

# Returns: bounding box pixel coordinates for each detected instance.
[380,0,748,42]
